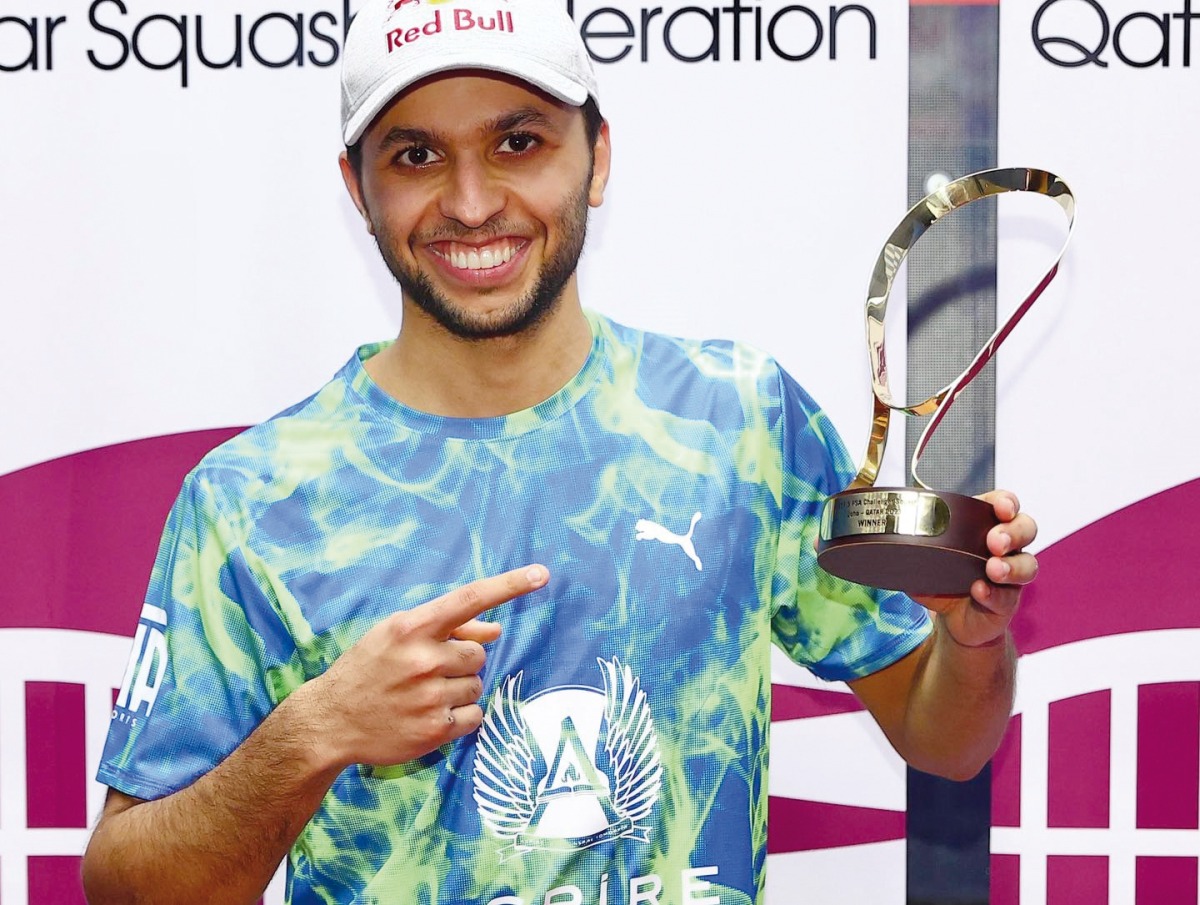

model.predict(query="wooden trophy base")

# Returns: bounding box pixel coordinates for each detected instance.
[816,487,997,596]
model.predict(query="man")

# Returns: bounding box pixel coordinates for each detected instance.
[81,0,1037,900]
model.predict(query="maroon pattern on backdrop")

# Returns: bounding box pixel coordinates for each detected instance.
[1047,691,1110,828]
[0,428,243,633]
[991,478,1200,902]
[1010,478,1200,655]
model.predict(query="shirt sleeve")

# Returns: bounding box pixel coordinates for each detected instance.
[768,365,932,682]
[97,471,296,800]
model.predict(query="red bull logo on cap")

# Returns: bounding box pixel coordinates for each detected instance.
[386,4,515,52]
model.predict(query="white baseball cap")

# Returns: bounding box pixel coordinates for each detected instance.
[340,0,600,146]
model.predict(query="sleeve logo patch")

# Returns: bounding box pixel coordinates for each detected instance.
[112,603,169,726]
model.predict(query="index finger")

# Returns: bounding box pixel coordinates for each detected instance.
[415,565,549,637]
[977,489,1020,522]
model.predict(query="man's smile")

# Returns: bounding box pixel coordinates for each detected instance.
[432,238,526,271]
[426,238,530,279]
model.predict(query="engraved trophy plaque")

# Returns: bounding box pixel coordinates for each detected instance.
[816,168,1075,596]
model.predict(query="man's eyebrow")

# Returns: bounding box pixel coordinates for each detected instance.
[489,108,558,134]
[375,126,439,155]
[372,108,560,154]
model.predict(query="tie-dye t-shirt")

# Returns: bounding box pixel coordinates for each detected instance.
[98,311,930,905]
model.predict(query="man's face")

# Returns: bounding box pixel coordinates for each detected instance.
[341,73,610,340]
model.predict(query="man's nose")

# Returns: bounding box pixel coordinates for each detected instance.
[438,156,505,228]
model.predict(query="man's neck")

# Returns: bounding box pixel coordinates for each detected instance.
[363,300,594,419]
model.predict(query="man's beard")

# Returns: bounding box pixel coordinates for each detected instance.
[373,181,590,341]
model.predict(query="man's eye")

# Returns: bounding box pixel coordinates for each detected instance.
[396,146,441,167]
[498,133,539,155]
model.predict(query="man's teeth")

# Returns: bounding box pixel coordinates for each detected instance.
[448,243,516,270]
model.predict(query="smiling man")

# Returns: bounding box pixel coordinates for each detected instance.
[81,0,1038,902]
[339,68,608,418]
[345,76,601,341]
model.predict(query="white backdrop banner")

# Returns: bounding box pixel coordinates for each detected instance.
[2,1,916,902]
[994,1,1200,902]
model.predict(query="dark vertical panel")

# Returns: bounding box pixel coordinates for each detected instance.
[907,766,992,904]
[1136,682,1200,830]
[906,4,999,904]
[906,4,998,494]
[25,682,87,829]
[1047,690,1110,828]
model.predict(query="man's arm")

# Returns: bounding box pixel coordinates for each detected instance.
[82,565,550,905]
[83,686,343,905]
[848,491,1034,781]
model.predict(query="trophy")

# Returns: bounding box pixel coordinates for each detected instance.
[816,168,1075,596]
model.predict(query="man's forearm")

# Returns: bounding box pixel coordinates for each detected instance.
[83,567,542,902]
[900,619,1016,780]
[82,685,343,905]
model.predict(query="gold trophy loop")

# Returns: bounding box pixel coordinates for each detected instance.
[816,167,1075,596]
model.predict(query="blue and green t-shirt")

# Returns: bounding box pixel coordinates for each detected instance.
[99,311,930,904]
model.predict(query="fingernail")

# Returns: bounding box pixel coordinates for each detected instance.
[997,561,1011,581]
[998,532,1012,553]
[526,565,548,586]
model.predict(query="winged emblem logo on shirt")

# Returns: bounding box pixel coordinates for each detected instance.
[472,657,663,859]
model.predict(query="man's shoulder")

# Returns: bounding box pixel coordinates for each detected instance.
[182,356,368,505]
[594,311,783,389]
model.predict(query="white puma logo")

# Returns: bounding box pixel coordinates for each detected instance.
[634,512,703,571]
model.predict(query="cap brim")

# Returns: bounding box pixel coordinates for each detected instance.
[343,52,591,146]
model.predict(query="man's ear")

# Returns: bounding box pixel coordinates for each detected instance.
[588,120,611,208]
[338,151,375,235]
